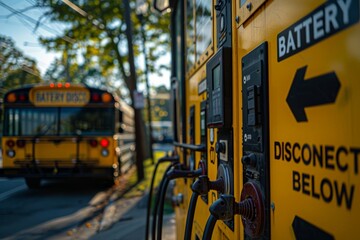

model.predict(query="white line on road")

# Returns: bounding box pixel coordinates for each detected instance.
[0,185,27,202]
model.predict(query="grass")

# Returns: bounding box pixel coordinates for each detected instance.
[123,151,174,214]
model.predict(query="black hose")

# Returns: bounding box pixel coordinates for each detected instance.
[167,167,203,180]
[145,160,161,240]
[184,191,199,240]
[151,164,174,240]
[156,167,203,240]
[145,156,178,240]
[156,177,170,240]
[202,214,217,240]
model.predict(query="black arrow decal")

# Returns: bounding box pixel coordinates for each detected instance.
[292,216,334,240]
[286,66,341,122]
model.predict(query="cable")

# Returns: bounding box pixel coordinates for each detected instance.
[151,163,177,240]
[202,195,234,240]
[62,0,88,17]
[156,167,203,240]
[0,1,75,44]
[156,176,170,240]
[60,0,105,30]
[202,193,259,240]
[145,155,179,240]
[184,175,225,240]
[184,191,199,240]
[202,214,217,240]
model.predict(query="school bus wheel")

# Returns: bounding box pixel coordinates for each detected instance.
[25,177,41,189]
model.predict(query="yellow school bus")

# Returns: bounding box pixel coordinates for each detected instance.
[1,83,135,188]
[150,0,360,239]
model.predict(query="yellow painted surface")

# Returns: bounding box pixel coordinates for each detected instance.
[2,136,115,168]
[29,85,90,106]
[165,0,359,238]
[235,0,360,238]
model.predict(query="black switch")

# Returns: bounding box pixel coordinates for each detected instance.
[215,141,226,154]
[242,153,257,167]
[247,85,257,126]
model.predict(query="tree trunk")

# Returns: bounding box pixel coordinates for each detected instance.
[123,0,145,181]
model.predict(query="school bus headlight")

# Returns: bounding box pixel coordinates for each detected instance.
[101,149,109,157]
[7,149,15,158]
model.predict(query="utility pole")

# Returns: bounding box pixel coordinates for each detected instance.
[123,0,145,181]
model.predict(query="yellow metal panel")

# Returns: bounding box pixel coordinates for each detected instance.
[236,0,360,238]
[235,0,267,28]
[173,179,188,240]
[1,137,115,168]
[231,0,242,237]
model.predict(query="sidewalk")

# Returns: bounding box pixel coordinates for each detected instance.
[90,194,176,240]
[0,148,176,239]
[89,155,177,240]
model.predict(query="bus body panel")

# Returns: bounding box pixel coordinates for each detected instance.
[1,84,135,182]
[159,0,360,239]
[236,0,360,239]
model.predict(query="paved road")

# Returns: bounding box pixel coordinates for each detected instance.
[90,195,176,240]
[0,178,113,239]
[153,143,173,152]
[0,144,175,239]
[0,178,27,203]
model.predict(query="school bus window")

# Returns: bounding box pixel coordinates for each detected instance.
[7,109,21,136]
[59,108,114,136]
[186,0,195,71]
[5,108,57,136]
[4,107,113,137]
[195,0,212,60]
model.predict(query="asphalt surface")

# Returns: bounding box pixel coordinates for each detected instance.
[90,194,176,240]
[0,145,176,240]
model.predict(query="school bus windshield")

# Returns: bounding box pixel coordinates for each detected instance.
[3,107,114,137]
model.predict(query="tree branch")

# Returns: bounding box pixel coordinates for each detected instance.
[96,2,131,89]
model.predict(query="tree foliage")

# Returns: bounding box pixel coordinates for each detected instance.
[35,0,170,99]
[0,35,42,98]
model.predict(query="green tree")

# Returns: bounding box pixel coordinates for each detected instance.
[150,85,170,121]
[32,0,170,179]
[0,35,42,98]
[154,84,170,94]
[34,0,170,95]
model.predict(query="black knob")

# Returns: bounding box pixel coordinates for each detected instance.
[215,141,226,154]
[214,0,222,11]
[242,153,257,167]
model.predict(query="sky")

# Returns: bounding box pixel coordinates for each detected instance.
[0,0,170,91]
[0,0,62,75]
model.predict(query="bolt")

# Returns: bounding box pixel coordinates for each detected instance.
[235,16,240,23]
[271,202,275,211]
[246,3,252,11]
